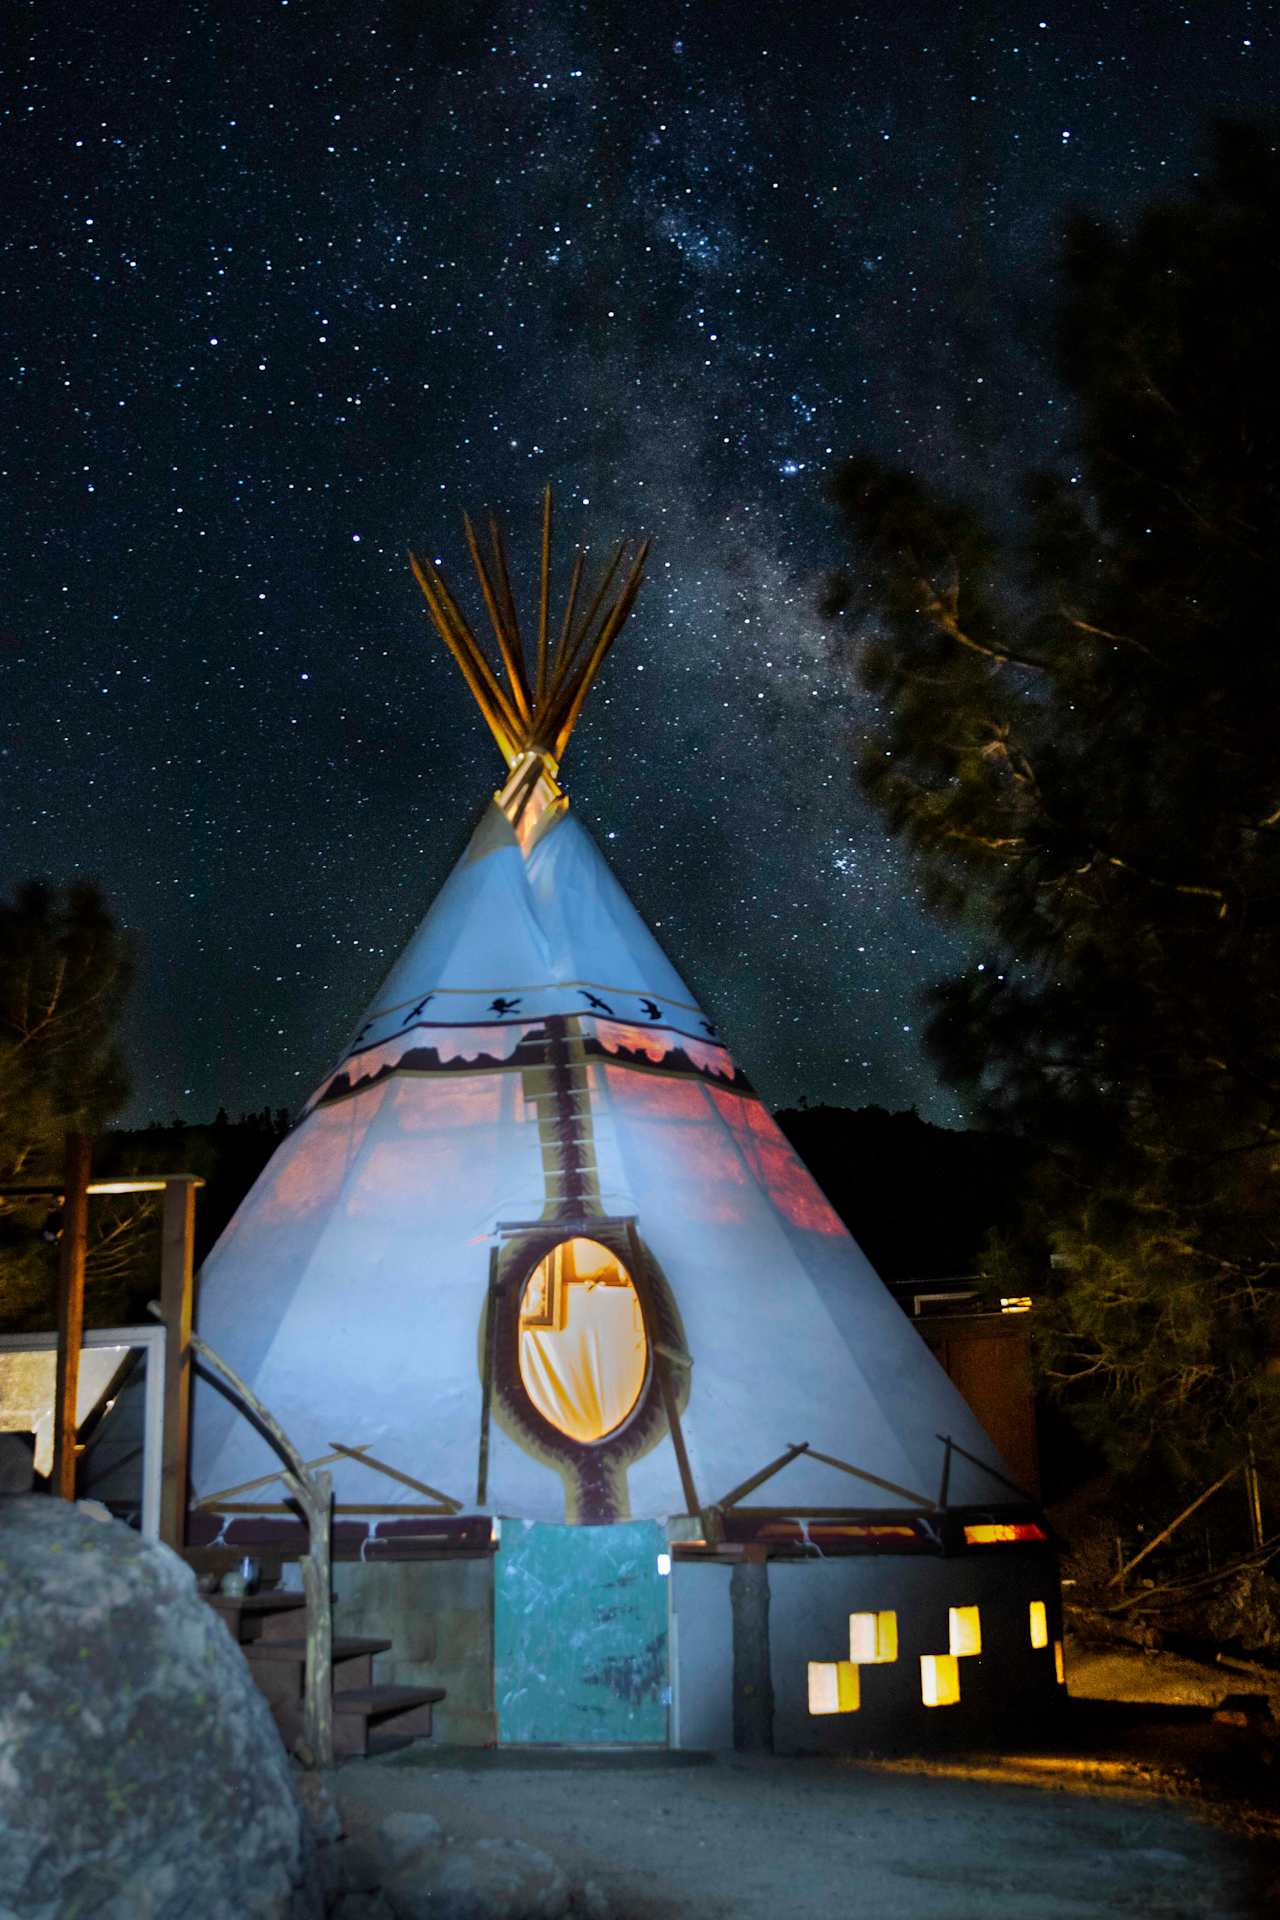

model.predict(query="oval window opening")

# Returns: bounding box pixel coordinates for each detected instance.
[517,1238,648,1443]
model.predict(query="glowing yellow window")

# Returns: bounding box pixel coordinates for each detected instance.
[517,1238,647,1443]
[1029,1600,1049,1650]
[808,1661,860,1715]
[1054,1640,1066,1685]
[849,1610,898,1664]
[948,1605,982,1657]
[920,1653,961,1707]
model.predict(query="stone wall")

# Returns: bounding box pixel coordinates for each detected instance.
[331,1555,497,1746]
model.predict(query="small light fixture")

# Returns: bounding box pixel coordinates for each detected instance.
[920,1654,961,1707]
[948,1605,982,1657]
[848,1610,898,1664]
[808,1661,860,1714]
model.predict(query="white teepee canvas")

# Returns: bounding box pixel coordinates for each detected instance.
[189,495,1025,1530]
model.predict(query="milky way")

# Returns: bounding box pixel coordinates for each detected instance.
[4,1,1273,1126]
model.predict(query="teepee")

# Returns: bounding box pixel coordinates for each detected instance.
[191,490,1012,1524]
[189,493,1060,1748]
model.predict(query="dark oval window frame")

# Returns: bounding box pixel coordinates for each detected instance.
[481,1217,689,1524]
[515,1235,652,1447]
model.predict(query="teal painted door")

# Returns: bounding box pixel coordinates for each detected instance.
[495,1520,669,1743]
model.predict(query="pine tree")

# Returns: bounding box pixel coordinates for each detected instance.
[0,880,134,1329]
[824,125,1280,1488]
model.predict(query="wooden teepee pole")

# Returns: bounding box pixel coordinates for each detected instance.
[547,549,585,691]
[411,493,650,768]
[463,514,531,723]
[546,541,627,708]
[409,552,519,760]
[535,485,552,709]
[552,542,651,757]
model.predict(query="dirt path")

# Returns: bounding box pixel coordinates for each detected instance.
[335,1747,1279,1919]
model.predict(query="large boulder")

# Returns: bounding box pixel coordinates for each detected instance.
[0,1497,322,1919]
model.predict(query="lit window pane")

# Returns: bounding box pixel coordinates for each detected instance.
[963,1521,1047,1544]
[1054,1640,1066,1685]
[849,1610,898,1664]
[808,1660,860,1714]
[517,1238,647,1442]
[1029,1600,1048,1649]
[948,1604,982,1657]
[920,1653,961,1707]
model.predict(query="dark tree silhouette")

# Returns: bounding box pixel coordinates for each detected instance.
[0,880,136,1327]
[824,125,1280,1487]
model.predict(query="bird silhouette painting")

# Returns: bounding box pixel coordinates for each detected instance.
[488,996,522,1017]
[638,999,663,1022]
[402,995,434,1025]
[578,990,614,1015]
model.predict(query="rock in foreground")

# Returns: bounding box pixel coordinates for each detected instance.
[0,1497,321,1919]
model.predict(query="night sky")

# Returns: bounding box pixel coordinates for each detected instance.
[5,2,1273,1130]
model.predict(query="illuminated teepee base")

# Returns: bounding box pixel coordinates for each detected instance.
[188,493,1063,1749]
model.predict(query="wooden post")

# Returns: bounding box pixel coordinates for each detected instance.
[158,1176,199,1550]
[52,1133,92,1500]
[289,1466,333,1771]
[476,1248,500,1506]
[1245,1435,1265,1553]
[935,1434,954,1513]
[176,1324,335,1768]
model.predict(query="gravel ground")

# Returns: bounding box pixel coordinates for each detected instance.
[334,1745,1280,1920]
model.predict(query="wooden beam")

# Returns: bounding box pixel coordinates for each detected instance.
[716,1443,810,1512]
[158,1175,198,1549]
[933,1430,1037,1505]
[203,1502,460,1515]
[725,1506,926,1520]
[193,1443,374,1509]
[52,1132,92,1501]
[802,1445,933,1510]
[326,1440,462,1511]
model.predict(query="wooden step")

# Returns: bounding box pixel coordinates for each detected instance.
[205,1591,307,1645]
[244,1633,393,1666]
[271,1683,446,1758]
[243,1635,393,1702]
[334,1684,445,1757]
[202,1591,445,1757]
